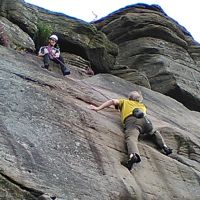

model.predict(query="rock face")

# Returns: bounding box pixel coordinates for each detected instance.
[0,0,118,73]
[94,4,200,112]
[1,1,200,112]
[0,16,35,51]
[0,1,200,200]
[0,45,200,200]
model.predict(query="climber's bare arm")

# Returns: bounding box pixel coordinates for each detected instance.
[90,99,119,111]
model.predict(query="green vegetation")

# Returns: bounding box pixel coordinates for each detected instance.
[34,22,53,52]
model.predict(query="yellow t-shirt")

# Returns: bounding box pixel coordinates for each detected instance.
[119,99,147,123]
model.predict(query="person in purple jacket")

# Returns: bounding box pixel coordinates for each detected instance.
[38,34,70,76]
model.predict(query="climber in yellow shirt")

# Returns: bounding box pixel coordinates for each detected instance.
[90,91,172,171]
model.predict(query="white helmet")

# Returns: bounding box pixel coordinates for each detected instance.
[49,34,58,41]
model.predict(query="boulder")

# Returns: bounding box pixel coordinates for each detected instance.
[94,4,200,111]
[0,45,200,200]
[0,0,118,73]
[0,16,35,51]
[111,65,151,88]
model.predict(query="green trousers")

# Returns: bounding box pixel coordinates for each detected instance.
[124,116,166,159]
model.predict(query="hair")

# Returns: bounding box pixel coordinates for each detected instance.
[128,91,143,102]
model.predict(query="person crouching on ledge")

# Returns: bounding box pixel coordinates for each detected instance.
[38,34,70,76]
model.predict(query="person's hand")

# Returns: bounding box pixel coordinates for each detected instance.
[51,53,59,58]
[51,54,56,58]
[54,53,60,58]
[89,105,99,111]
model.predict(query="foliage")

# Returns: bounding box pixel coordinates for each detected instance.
[34,22,53,52]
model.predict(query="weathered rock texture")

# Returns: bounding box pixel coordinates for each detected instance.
[0,0,118,73]
[0,16,35,50]
[0,44,200,200]
[94,4,200,112]
[1,1,200,112]
[0,1,200,200]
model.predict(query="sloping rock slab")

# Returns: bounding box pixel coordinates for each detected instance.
[0,46,200,199]
[94,4,200,111]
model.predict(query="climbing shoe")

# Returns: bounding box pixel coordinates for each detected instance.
[163,146,173,155]
[41,64,49,69]
[121,153,141,171]
[63,69,70,76]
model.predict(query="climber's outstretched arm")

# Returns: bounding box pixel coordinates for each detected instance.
[90,99,119,111]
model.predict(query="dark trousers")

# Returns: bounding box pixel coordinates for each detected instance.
[43,54,70,75]
[124,116,166,159]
